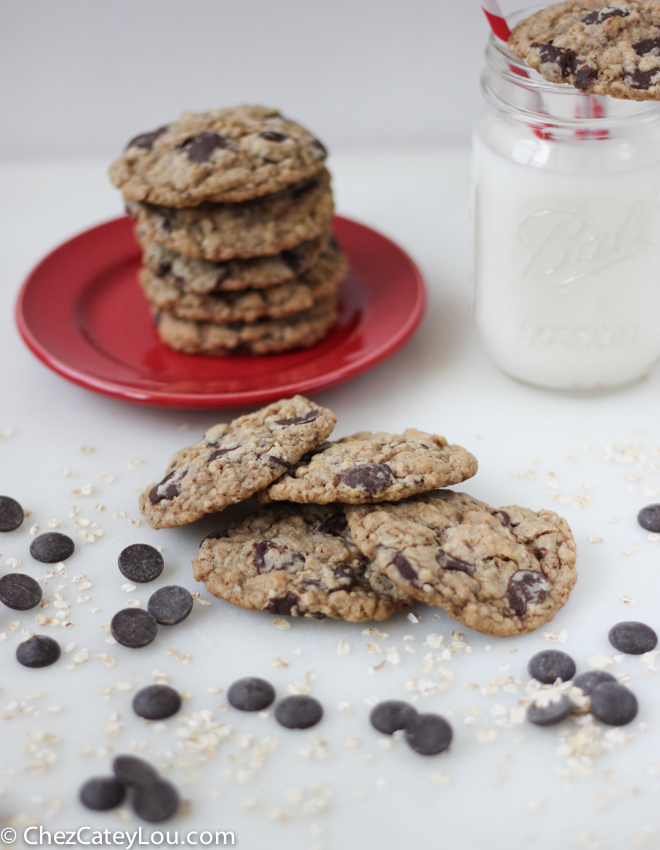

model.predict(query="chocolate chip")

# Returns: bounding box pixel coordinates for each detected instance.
[260,130,287,142]
[181,131,229,163]
[148,585,193,625]
[0,573,42,610]
[532,42,577,78]
[317,512,348,537]
[148,471,182,505]
[30,532,75,563]
[638,503,660,532]
[633,36,660,56]
[392,552,417,582]
[265,593,300,615]
[0,496,24,532]
[274,695,323,729]
[16,634,61,668]
[312,138,328,157]
[582,6,629,24]
[127,126,168,150]
[214,263,230,285]
[201,530,228,544]
[79,776,126,811]
[281,247,304,274]
[228,677,276,711]
[573,670,617,695]
[493,510,511,528]
[133,685,182,720]
[118,543,164,583]
[507,570,551,615]
[156,259,172,277]
[628,68,659,89]
[275,410,318,426]
[264,454,290,467]
[340,463,395,493]
[113,755,159,787]
[590,682,638,726]
[110,608,158,648]
[436,550,474,575]
[209,447,235,462]
[528,650,576,684]
[404,713,453,755]
[254,540,275,570]
[527,694,573,726]
[608,621,658,655]
[574,64,598,90]
[132,778,180,823]
[370,700,417,735]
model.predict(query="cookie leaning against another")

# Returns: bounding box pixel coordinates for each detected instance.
[139,396,336,529]
[256,429,478,505]
[346,490,577,637]
[192,503,414,622]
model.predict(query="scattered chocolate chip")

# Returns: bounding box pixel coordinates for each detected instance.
[79,776,127,811]
[127,126,168,150]
[132,778,180,823]
[113,755,159,787]
[228,677,276,711]
[0,573,43,610]
[260,130,287,142]
[264,593,300,615]
[110,608,158,648]
[0,496,24,532]
[608,621,658,655]
[527,650,576,684]
[340,463,395,493]
[573,670,616,695]
[133,685,182,720]
[317,512,348,537]
[148,471,182,505]
[274,695,323,729]
[29,532,75,563]
[181,131,229,163]
[118,543,164,583]
[370,700,417,735]
[392,552,417,582]
[638,503,660,532]
[532,42,577,78]
[527,694,573,726]
[590,682,638,726]
[582,6,629,24]
[633,36,660,56]
[148,585,193,625]
[275,410,318,426]
[16,635,61,668]
[404,713,453,755]
[507,570,551,616]
[628,68,659,89]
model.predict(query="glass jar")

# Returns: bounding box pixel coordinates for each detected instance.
[472,13,660,390]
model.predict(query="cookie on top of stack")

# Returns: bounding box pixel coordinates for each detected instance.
[138,396,577,636]
[109,106,344,356]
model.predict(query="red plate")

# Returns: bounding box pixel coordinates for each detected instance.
[16,215,426,408]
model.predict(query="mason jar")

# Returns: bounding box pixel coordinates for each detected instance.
[472,13,660,390]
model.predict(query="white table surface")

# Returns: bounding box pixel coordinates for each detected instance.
[2,149,660,850]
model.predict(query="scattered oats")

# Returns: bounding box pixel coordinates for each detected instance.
[167,648,192,663]
[621,596,635,606]
[61,468,77,478]
[101,474,116,484]
[424,633,444,649]
[642,487,660,498]
[624,473,641,482]
[649,534,660,544]
[270,657,290,668]
[129,518,141,527]
[588,535,603,544]
[129,739,148,752]
[92,607,101,614]
[153,671,170,684]
[118,681,133,691]
[0,633,5,642]
[95,654,115,667]
[114,511,127,518]
[71,484,94,497]
[623,544,640,556]
[273,618,290,630]
[368,661,386,674]
[121,583,136,593]
[127,458,146,469]
[103,721,122,739]
[386,647,401,665]
[362,627,389,639]
[543,630,568,643]
[377,737,393,750]
[477,728,497,742]
[343,737,360,749]
[5,558,21,569]
[407,612,420,624]
[337,641,351,655]
[29,525,39,536]
[588,654,614,669]
[601,444,647,467]
[47,519,64,529]
[607,517,618,524]
[337,702,352,716]
[366,642,382,655]
[360,752,375,763]
[431,771,452,785]
[527,798,545,813]
[207,686,222,694]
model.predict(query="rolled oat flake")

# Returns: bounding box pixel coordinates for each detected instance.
[16,634,61,668]
[608,620,658,655]
[0,495,24,532]
[527,649,576,684]
[118,543,164,583]
[133,684,182,720]
[0,573,43,610]
[228,676,276,712]
[110,608,158,648]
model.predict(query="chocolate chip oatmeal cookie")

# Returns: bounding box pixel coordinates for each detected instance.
[192,503,413,621]
[109,105,328,206]
[346,490,577,636]
[509,1,660,99]
[138,396,336,529]
[256,429,478,505]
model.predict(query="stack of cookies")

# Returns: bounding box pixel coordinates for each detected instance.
[138,396,578,636]
[109,106,345,356]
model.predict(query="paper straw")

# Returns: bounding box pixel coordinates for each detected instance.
[480,0,512,41]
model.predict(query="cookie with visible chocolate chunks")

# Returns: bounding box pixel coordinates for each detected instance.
[509,1,660,100]
[192,503,414,622]
[256,429,478,505]
[109,105,328,206]
[345,490,577,637]
[138,396,336,529]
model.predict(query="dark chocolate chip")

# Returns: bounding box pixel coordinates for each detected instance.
[265,593,300,615]
[370,700,417,735]
[281,247,304,274]
[264,454,291,468]
[113,755,159,788]
[507,570,551,616]
[532,42,577,78]
[633,37,660,56]
[16,634,61,668]
[436,550,474,575]
[392,552,417,582]
[573,670,617,695]
[181,131,229,163]
[608,621,658,655]
[528,650,576,684]
[638,503,660,532]
[254,540,275,570]
[133,684,182,720]
[29,532,75,564]
[111,608,158,648]
[259,130,287,142]
[493,509,511,528]
[209,447,235,462]
[317,512,348,537]
[0,573,43,610]
[527,694,573,726]
[228,677,276,711]
[127,126,168,150]
[148,585,193,625]
[590,682,638,726]
[582,6,629,24]
[201,530,228,545]
[0,496,24,532]
[214,263,230,285]
[628,68,659,89]
[148,471,182,505]
[312,138,328,157]
[574,64,598,90]
[275,410,319,426]
[79,776,127,811]
[132,778,180,822]
[404,713,453,755]
[156,259,172,277]
[340,463,395,493]
[274,695,323,729]
[118,543,164,583]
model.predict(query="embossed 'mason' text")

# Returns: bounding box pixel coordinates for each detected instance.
[519,323,638,350]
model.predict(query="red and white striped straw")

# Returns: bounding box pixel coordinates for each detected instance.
[480,0,511,42]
